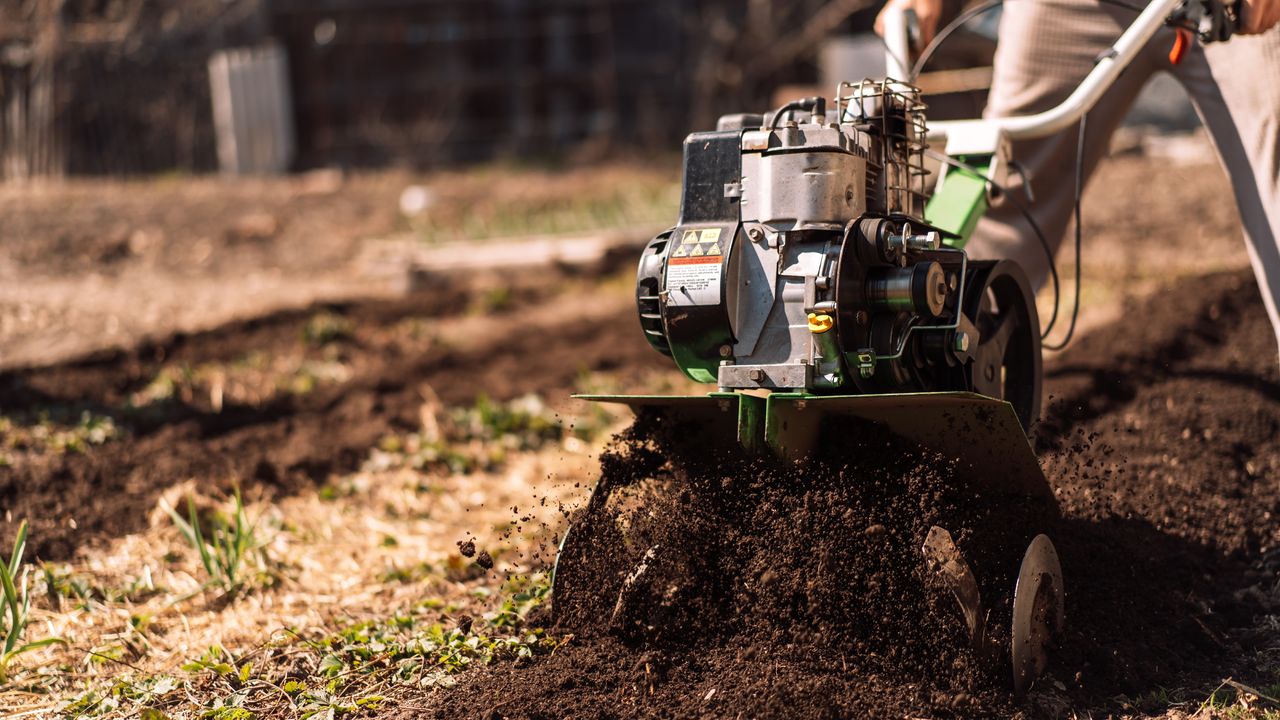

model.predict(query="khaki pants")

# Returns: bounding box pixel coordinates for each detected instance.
[966,1,1280,355]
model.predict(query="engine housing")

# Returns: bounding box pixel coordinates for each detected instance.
[638,81,982,397]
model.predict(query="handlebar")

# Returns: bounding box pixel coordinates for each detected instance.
[877,0,1240,146]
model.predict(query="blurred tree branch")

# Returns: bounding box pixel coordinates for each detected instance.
[688,0,877,128]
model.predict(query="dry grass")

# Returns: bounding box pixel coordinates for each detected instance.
[0,397,634,718]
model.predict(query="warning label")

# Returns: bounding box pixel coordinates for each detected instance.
[666,258,722,304]
[666,227,726,305]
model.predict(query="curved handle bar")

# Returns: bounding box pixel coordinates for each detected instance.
[924,0,1182,144]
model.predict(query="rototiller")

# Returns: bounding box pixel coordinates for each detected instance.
[555,0,1239,697]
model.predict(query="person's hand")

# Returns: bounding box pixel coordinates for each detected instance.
[1241,0,1280,34]
[875,0,945,48]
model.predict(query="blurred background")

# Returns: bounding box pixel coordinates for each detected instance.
[0,0,1215,373]
[0,0,1057,178]
[0,0,1203,178]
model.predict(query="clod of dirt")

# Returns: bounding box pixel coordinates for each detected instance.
[475,550,493,570]
[456,615,474,635]
[458,539,476,558]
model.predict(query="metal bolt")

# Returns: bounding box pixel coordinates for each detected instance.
[748,227,764,242]
[901,231,941,252]
[855,310,869,326]
[719,344,733,358]
[954,332,970,353]
[748,369,765,382]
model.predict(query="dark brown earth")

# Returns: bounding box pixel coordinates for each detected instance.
[402,269,1280,719]
[3,263,1277,717]
[0,269,666,561]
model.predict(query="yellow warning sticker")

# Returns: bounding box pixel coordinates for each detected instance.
[668,227,724,304]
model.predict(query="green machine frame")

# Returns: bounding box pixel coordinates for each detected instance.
[577,390,1049,498]
[575,151,1041,484]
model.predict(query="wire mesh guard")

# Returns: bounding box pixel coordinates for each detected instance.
[835,79,929,219]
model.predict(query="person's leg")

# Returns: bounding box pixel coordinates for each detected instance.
[965,1,1172,289]
[1173,29,1280,360]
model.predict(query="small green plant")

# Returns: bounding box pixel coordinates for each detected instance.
[0,410,121,457]
[1196,680,1280,720]
[63,675,181,717]
[0,521,67,683]
[40,563,160,610]
[302,312,354,346]
[486,574,551,629]
[162,492,272,596]
[469,286,513,315]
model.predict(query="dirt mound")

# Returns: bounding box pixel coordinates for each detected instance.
[418,269,1280,718]
[544,415,1048,718]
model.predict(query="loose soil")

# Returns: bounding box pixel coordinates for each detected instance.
[3,156,1277,717]
[400,269,1280,719]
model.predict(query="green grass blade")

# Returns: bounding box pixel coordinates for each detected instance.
[13,637,66,654]
[8,521,27,579]
[187,499,218,582]
[0,561,23,655]
[161,500,199,547]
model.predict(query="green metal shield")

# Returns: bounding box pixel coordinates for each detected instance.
[576,391,1050,501]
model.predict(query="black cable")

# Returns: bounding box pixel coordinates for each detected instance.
[1002,178,1062,338]
[909,0,1003,80]
[1042,113,1087,351]
[924,148,1061,340]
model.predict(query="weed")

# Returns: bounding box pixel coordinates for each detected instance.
[39,563,160,610]
[379,561,437,584]
[368,393,596,476]
[469,286,513,315]
[161,491,275,596]
[182,645,247,679]
[1197,680,1280,720]
[199,688,253,720]
[130,365,191,406]
[0,410,121,457]
[284,360,352,396]
[0,521,67,683]
[410,170,678,244]
[63,674,181,717]
[56,574,557,717]
[486,574,551,629]
[455,394,561,448]
[302,311,354,346]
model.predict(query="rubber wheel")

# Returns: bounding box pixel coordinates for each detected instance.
[963,260,1043,430]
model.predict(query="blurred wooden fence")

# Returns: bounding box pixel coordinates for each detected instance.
[269,0,690,167]
[1,1,64,180]
[0,0,877,178]
[209,43,296,175]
